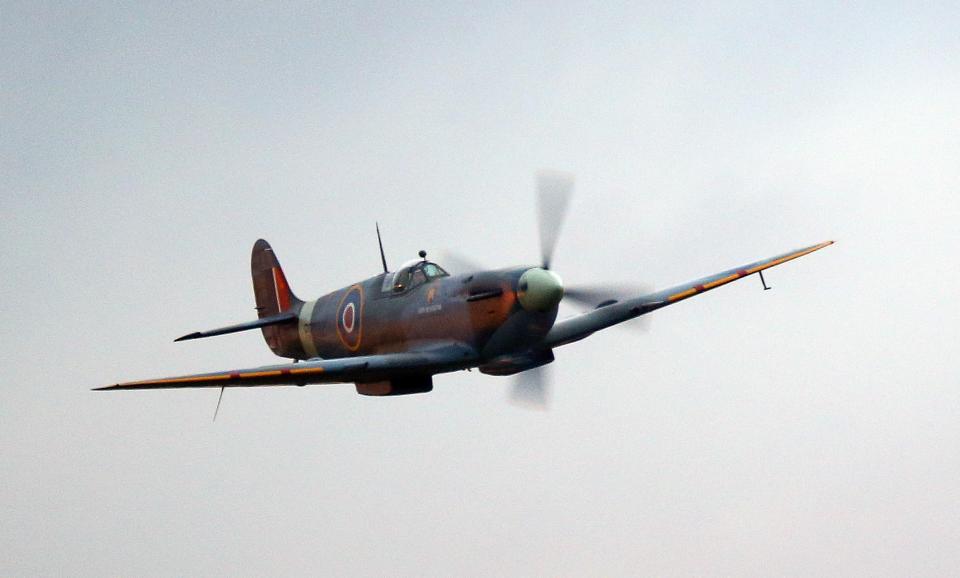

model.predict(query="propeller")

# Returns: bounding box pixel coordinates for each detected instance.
[510,364,551,410]
[510,171,656,408]
[563,283,653,309]
[440,170,652,408]
[537,170,575,270]
[433,250,484,276]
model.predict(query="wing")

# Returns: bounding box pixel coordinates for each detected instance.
[545,240,834,347]
[95,342,477,390]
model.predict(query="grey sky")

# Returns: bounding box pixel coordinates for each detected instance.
[2,1,959,576]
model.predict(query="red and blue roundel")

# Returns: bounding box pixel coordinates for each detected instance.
[336,284,364,351]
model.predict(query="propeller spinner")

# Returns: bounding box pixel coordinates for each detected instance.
[516,267,564,312]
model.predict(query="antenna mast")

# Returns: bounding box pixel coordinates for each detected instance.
[376,222,389,273]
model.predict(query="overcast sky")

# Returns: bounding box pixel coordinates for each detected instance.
[2,1,959,576]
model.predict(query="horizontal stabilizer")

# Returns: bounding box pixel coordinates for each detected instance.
[174,311,298,342]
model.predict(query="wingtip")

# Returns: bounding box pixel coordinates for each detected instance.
[174,332,202,342]
[812,240,834,250]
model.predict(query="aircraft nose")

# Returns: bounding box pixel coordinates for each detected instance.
[517,268,564,312]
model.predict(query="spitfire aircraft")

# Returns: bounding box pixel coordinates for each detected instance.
[97,173,833,408]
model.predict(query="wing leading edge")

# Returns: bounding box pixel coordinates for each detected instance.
[95,342,477,391]
[545,240,834,347]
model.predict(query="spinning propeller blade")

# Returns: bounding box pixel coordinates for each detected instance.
[535,171,653,329]
[434,250,485,276]
[563,283,654,308]
[443,170,655,408]
[563,283,654,330]
[537,171,575,270]
[510,365,551,410]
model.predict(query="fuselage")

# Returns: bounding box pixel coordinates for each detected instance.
[265,265,559,369]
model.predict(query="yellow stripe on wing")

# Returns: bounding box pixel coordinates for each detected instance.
[119,365,328,387]
[667,240,833,302]
[290,367,325,375]
[745,240,833,274]
[124,374,233,386]
[702,273,741,290]
[239,370,282,379]
[669,288,698,301]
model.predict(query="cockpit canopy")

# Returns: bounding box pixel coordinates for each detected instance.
[382,260,449,294]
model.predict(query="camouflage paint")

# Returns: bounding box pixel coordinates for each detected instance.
[253,239,557,365]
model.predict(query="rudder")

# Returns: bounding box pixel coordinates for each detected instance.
[252,239,301,316]
[252,239,303,355]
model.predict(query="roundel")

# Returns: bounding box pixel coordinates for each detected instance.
[336,284,364,351]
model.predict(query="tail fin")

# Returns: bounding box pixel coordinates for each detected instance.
[252,239,301,317]
[252,240,303,354]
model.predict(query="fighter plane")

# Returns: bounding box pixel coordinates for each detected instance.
[96,173,833,408]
